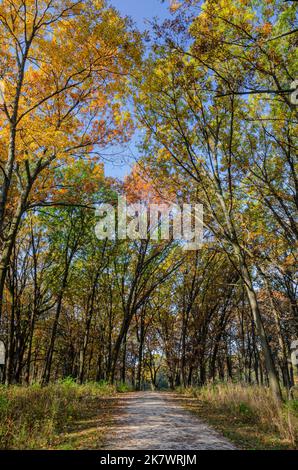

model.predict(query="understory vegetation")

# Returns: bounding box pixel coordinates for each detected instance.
[0,380,116,449]
[178,384,298,449]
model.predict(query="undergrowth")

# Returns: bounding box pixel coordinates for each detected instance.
[0,379,116,449]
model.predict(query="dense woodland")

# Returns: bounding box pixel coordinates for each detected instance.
[0,0,297,405]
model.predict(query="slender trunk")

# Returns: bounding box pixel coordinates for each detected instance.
[5,294,15,385]
[121,333,127,384]
[41,293,64,385]
[264,274,292,390]
[25,308,35,385]
[78,302,95,384]
[109,313,132,383]
[136,313,145,391]
[239,258,282,402]
[0,37,33,320]
[181,309,189,388]
[0,202,24,321]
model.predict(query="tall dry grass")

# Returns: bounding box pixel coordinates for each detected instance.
[179,383,298,447]
[0,379,116,449]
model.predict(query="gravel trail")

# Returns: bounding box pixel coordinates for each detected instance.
[105,392,236,450]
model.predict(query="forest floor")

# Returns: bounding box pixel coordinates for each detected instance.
[55,389,298,450]
[54,394,116,450]
[103,392,236,450]
[177,386,298,450]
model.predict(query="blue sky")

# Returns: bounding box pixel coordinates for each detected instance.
[104,0,172,180]
[110,0,170,30]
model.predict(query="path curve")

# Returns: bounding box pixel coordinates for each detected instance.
[104,392,236,450]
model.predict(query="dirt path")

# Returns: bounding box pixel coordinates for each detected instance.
[104,392,236,450]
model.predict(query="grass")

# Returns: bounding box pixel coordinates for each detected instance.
[3,379,295,450]
[177,383,298,450]
[0,378,117,450]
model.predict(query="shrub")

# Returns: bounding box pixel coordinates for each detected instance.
[117,382,134,393]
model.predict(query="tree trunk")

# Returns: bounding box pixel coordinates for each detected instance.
[239,257,282,402]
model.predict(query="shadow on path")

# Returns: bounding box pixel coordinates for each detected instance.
[104,392,236,450]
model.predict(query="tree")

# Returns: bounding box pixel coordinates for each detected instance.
[0,0,141,320]
[134,0,297,401]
